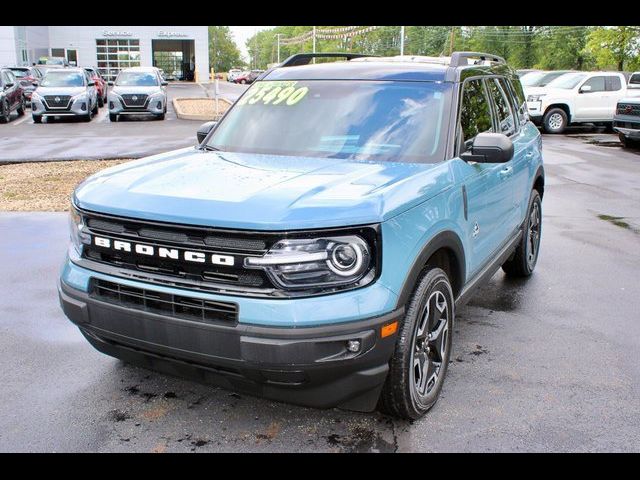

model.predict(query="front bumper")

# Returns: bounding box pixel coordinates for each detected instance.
[59,260,402,411]
[31,95,90,117]
[109,94,165,116]
[613,115,640,139]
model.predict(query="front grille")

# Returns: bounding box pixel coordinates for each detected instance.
[617,104,640,116]
[43,95,71,109]
[91,279,238,325]
[82,212,274,291]
[121,94,148,107]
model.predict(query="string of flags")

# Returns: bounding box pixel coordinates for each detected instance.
[279,26,381,45]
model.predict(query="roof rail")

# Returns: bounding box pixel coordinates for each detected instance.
[279,52,375,68]
[450,52,506,67]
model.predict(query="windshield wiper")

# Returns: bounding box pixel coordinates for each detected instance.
[200,145,220,152]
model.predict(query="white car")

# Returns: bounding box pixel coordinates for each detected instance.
[107,67,168,122]
[628,72,640,91]
[525,71,640,133]
[227,69,242,82]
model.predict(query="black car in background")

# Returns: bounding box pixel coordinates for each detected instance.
[0,68,25,123]
[8,66,43,104]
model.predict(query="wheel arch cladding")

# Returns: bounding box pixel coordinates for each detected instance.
[395,230,465,308]
[533,168,545,199]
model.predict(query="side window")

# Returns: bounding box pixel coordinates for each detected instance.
[582,76,606,92]
[606,76,622,91]
[459,79,493,152]
[506,77,528,125]
[487,78,517,136]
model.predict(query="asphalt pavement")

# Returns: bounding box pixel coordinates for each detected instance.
[0,82,248,164]
[1,133,639,452]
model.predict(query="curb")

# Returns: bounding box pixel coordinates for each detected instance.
[172,97,232,121]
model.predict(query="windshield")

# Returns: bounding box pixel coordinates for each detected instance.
[41,71,85,87]
[115,71,158,86]
[10,69,29,78]
[206,80,450,164]
[547,73,587,89]
[520,72,546,87]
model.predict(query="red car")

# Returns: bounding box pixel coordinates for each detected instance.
[84,67,108,107]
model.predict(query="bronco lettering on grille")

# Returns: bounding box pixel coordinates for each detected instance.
[93,236,235,266]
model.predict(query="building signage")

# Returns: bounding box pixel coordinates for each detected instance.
[103,31,133,37]
[158,31,189,38]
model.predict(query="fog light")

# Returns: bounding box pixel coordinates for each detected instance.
[81,102,87,111]
[109,101,114,109]
[347,340,361,353]
[156,101,162,109]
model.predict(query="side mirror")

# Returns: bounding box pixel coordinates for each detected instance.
[161,81,168,86]
[197,121,218,144]
[32,81,39,87]
[579,85,592,93]
[107,81,114,86]
[5,83,14,89]
[461,132,514,164]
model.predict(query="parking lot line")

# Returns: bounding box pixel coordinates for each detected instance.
[11,114,31,126]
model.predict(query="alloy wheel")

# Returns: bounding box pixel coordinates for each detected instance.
[548,113,564,130]
[411,290,450,401]
[526,200,541,269]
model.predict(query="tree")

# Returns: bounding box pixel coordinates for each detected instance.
[209,26,244,73]
[533,26,592,70]
[586,26,640,71]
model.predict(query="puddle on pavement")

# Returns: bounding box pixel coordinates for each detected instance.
[325,425,396,453]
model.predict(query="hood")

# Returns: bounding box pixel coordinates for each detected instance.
[619,96,640,104]
[35,86,86,96]
[524,86,572,98]
[111,85,162,95]
[74,148,453,230]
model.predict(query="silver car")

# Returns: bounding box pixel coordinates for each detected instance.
[30,68,98,123]
[107,67,168,121]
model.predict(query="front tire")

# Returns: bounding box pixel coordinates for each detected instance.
[32,114,42,124]
[155,113,165,120]
[0,100,10,123]
[98,95,104,108]
[543,108,568,134]
[379,267,454,420]
[109,113,118,122]
[619,132,639,149]
[502,189,542,277]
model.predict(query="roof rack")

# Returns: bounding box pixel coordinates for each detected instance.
[450,52,506,67]
[279,53,376,68]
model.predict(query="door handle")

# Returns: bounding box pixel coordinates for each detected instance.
[499,166,513,178]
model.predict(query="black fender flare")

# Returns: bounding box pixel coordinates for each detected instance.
[533,165,545,198]
[395,230,466,309]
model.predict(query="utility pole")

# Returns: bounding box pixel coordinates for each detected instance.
[400,26,405,56]
[449,26,455,56]
[276,34,282,63]
[312,26,316,64]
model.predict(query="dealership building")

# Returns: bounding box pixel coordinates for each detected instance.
[0,26,210,82]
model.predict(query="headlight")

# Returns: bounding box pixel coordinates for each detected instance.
[527,94,546,102]
[245,234,376,290]
[69,203,90,254]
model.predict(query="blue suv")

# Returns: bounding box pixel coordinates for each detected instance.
[59,52,544,420]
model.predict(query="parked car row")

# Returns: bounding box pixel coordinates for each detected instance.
[520,69,640,134]
[0,65,167,123]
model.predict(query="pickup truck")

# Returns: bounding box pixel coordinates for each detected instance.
[525,71,640,133]
[58,52,544,420]
[614,97,640,148]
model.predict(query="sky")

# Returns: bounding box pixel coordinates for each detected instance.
[229,26,275,61]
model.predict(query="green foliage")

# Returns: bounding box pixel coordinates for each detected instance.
[209,26,245,73]
[244,26,640,72]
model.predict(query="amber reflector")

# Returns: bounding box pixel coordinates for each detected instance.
[381,321,398,338]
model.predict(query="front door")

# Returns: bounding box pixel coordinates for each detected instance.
[454,77,516,276]
[574,75,613,121]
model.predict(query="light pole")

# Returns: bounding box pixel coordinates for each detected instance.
[400,26,405,56]
[276,34,282,63]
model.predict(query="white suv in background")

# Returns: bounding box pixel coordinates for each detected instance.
[525,71,639,133]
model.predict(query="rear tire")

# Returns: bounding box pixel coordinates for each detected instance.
[109,113,118,122]
[502,189,542,277]
[379,267,454,420]
[542,108,568,134]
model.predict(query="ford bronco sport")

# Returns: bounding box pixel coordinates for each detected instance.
[59,52,544,420]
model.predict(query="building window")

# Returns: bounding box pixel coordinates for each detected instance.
[96,39,141,82]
